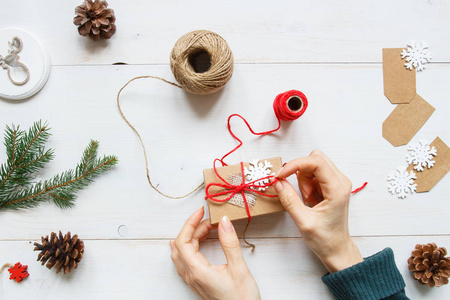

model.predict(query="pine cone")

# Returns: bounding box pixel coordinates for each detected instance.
[408,243,450,287]
[34,231,85,274]
[73,0,116,41]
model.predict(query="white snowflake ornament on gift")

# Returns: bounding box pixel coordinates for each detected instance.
[401,41,432,71]
[387,167,417,199]
[406,140,437,172]
[244,159,274,191]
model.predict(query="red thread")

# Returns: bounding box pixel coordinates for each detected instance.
[205,159,278,220]
[219,114,281,166]
[273,90,308,121]
[351,182,367,194]
[220,90,308,165]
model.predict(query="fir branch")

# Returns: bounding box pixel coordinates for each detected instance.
[0,121,53,199]
[1,153,117,209]
[0,122,118,211]
[79,140,98,175]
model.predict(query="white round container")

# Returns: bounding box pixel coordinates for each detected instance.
[0,28,51,101]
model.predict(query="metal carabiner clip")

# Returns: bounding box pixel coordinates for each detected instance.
[0,36,30,86]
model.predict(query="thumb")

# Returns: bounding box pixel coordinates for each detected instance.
[274,179,308,227]
[218,216,245,268]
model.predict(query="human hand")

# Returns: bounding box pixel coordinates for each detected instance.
[274,150,363,273]
[170,207,260,300]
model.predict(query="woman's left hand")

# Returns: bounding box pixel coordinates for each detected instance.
[170,207,260,300]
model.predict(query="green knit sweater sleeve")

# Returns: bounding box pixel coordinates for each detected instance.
[321,248,409,300]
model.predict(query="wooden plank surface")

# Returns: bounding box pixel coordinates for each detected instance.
[1,0,449,299]
[1,0,450,64]
[1,236,449,299]
[0,64,448,240]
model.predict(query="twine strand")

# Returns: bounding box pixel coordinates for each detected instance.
[117,76,204,199]
[0,263,13,273]
[243,219,255,252]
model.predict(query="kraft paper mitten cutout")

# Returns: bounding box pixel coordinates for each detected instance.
[382,94,435,147]
[407,137,450,192]
[383,48,416,104]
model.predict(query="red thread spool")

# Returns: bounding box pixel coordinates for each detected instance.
[273,90,308,121]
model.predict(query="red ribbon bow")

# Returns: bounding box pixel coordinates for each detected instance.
[205,159,278,220]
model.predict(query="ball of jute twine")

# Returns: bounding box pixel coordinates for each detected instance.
[170,30,234,95]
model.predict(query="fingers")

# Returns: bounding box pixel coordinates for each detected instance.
[276,151,337,185]
[191,219,218,251]
[298,176,323,207]
[276,150,352,203]
[171,208,210,281]
[171,208,218,298]
[176,207,205,245]
[274,179,308,226]
[218,216,245,269]
[192,219,217,242]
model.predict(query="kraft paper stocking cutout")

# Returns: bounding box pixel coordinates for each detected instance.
[407,137,450,193]
[383,48,416,104]
[382,94,435,147]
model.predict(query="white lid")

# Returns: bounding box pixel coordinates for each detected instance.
[0,28,51,101]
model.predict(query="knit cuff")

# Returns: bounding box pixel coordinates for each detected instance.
[322,248,405,300]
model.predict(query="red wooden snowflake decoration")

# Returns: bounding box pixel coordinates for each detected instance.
[8,262,29,283]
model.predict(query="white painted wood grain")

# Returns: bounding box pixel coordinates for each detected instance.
[1,1,449,299]
[1,236,449,299]
[0,63,448,240]
[1,0,450,64]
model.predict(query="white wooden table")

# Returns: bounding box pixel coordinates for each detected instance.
[1,1,449,299]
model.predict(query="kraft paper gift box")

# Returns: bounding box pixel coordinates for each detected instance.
[203,157,285,225]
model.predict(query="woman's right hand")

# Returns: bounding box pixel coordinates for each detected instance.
[274,150,363,273]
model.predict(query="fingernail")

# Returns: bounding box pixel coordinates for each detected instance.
[274,167,284,178]
[195,206,204,214]
[274,180,284,193]
[169,240,174,249]
[221,216,233,232]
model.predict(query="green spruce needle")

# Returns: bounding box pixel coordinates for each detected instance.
[0,121,118,210]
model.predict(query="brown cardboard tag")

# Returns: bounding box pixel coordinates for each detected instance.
[383,48,416,104]
[382,94,435,147]
[203,157,284,225]
[407,137,450,192]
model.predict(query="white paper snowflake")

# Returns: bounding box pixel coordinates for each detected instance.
[401,41,432,71]
[387,167,417,199]
[244,159,274,191]
[228,173,256,209]
[406,140,437,172]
